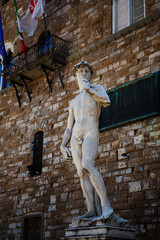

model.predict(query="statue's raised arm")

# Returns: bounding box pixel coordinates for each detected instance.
[85,83,110,107]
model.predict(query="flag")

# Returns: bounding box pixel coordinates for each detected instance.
[0,12,7,60]
[14,0,28,53]
[0,12,8,90]
[20,0,44,37]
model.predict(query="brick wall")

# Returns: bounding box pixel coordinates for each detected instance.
[0,0,160,239]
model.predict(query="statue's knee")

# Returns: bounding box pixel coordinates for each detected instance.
[77,169,84,179]
[82,162,92,175]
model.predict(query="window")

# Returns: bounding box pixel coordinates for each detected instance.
[28,131,44,176]
[99,72,160,131]
[23,215,42,240]
[112,0,145,33]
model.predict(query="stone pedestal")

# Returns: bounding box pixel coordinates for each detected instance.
[63,215,136,240]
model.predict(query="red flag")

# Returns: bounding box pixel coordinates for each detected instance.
[20,0,44,37]
[19,32,28,54]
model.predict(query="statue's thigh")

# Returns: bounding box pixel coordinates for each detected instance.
[82,134,98,165]
[71,136,82,165]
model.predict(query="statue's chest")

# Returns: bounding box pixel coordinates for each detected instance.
[80,93,96,108]
[73,93,100,119]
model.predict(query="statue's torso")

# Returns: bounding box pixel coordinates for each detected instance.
[71,92,101,137]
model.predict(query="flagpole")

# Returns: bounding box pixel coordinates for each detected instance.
[41,0,48,42]
[0,64,3,90]
[0,11,7,89]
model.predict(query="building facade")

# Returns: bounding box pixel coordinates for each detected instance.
[0,0,160,239]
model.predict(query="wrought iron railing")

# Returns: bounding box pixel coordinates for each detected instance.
[3,34,68,76]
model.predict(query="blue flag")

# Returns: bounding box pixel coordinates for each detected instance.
[0,12,7,60]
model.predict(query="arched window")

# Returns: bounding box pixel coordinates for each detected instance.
[28,131,44,176]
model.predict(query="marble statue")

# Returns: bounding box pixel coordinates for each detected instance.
[60,61,113,219]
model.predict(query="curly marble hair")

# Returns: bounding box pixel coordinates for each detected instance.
[73,60,93,77]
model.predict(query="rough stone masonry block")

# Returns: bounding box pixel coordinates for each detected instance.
[50,195,56,204]
[129,181,141,192]
[61,192,68,202]
[48,205,56,212]
[134,135,143,145]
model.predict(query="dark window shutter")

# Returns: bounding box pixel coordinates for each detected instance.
[28,131,44,176]
[99,72,160,131]
[132,0,145,23]
[33,131,44,166]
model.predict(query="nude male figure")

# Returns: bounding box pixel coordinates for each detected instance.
[60,61,113,219]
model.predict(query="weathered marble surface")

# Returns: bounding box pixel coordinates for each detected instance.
[61,61,113,219]
[70,214,131,229]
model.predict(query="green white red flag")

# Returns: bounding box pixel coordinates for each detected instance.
[14,0,28,53]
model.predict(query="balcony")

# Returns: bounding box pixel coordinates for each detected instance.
[2,34,69,106]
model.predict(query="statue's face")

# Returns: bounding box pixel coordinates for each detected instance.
[76,66,91,82]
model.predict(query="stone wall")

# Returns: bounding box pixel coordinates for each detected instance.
[0,0,160,239]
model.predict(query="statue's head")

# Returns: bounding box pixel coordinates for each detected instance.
[73,61,93,78]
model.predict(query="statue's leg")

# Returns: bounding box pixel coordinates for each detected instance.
[94,189,102,216]
[82,132,113,219]
[71,136,96,218]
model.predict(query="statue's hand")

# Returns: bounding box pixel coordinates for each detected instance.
[60,145,72,160]
[81,79,90,91]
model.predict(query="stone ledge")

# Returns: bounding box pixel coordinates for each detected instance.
[62,236,134,240]
[63,215,136,240]
[65,225,135,239]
